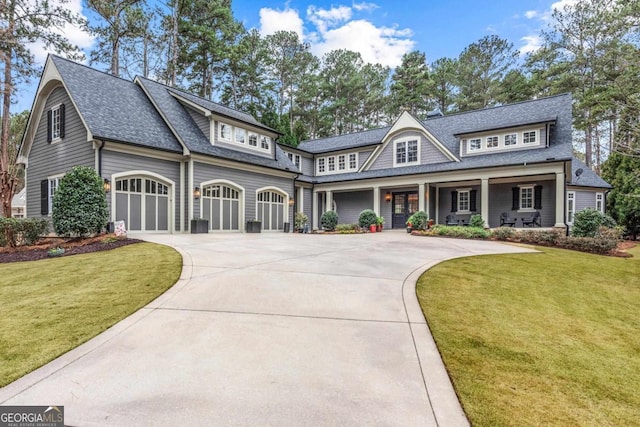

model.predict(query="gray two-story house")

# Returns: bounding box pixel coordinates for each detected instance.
[19,55,610,232]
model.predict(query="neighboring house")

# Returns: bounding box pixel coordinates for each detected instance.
[11,188,26,218]
[18,55,610,232]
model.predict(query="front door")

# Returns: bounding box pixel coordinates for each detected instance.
[392,192,419,228]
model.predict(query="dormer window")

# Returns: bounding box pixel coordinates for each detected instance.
[486,136,499,148]
[318,158,325,173]
[261,136,270,150]
[394,138,419,166]
[338,155,346,170]
[349,153,357,169]
[523,131,537,144]
[219,123,231,141]
[235,128,246,144]
[47,104,65,143]
[249,133,258,147]
[468,138,482,151]
[504,134,517,146]
[328,156,335,172]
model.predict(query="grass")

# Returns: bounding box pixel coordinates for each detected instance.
[417,244,640,427]
[0,243,182,387]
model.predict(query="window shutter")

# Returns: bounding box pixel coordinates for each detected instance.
[512,187,519,210]
[59,103,66,138]
[47,110,52,143]
[470,189,477,212]
[451,191,458,212]
[534,185,543,210]
[41,180,49,215]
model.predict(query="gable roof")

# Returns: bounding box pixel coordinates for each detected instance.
[50,56,183,153]
[570,158,612,188]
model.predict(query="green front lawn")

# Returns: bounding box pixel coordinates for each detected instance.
[417,245,640,427]
[0,243,182,387]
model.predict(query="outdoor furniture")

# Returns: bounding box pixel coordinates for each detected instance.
[446,215,458,226]
[500,212,517,227]
[521,212,542,227]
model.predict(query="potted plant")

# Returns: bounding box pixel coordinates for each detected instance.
[358,209,378,233]
[295,212,308,233]
[376,216,384,232]
[406,211,429,233]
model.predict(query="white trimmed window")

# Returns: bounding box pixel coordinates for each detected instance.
[235,127,246,144]
[219,123,231,141]
[520,186,534,210]
[395,139,420,166]
[318,158,325,173]
[51,105,62,141]
[260,136,270,150]
[48,176,62,215]
[567,191,576,224]
[469,138,482,151]
[458,190,470,213]
[523,130,537,144]
[338,154,346,170]
[248,133,258,147]
[349,153,357,170]
[504,133,517,146]
[286,152,301,170]
[328,156,335,172]
[596,193,604,213]
[486,136,499,148]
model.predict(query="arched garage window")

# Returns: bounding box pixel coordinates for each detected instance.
[257,190,285,231]
[115,177,169,231]
[202,184,241,231]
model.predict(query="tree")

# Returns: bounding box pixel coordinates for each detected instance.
[430,57,458,113]
[497,70,535,104]
[601,152,640,239]
[86,0,148,77]
[0,0,84,217]
[52,166,109,237]
[456,35,518,111]
[389,51,431,117]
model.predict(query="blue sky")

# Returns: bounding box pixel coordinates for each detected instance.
[16,0,575,112]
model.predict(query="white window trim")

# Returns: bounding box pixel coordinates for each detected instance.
[596,192,604,213]
[218,122,232,142]
[317,157,326,174]
[468,138,482,152]
[486,135,499,149]
[348,152,358,171]
[567,191,576,224]
[50,103,62,143]
[522,130,539,145]
[235,127,246,144]
[518,185,536,213]
[456,188,471,214]
[317,152,359,175]
[504,133,518,147]
[47,174,65,216]
[218,121,271,153]
[248,132,258,147]
[393,138,421,167]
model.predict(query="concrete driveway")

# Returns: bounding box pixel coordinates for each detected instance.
[1,231,534,426]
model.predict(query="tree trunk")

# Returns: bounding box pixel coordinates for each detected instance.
[1,4,16,217]
[585,126,593,168]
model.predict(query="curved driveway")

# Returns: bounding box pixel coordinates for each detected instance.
[1,231,534,426]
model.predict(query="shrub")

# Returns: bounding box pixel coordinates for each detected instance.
[336,223,358,232]
[52,166,109,237]
[21,218,49,245]
[427,225,490,239]
[406,211,429,230]
[0,217,49,247]
[597,226,623,241]
[518,229,562,245]
[572,208,605,237]
[358,209,378,228]
[294,212,308,229]
[320,210,338,231]
[491,226,516,241]
[601,214,617,229]
[469,214,485,228]
[556,236,618,255]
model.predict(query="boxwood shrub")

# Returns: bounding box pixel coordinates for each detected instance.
[358,209,377,228]
[0,217,49,247]
[427,225,490,239]
[320,210,338,231]
[407,211,429,230]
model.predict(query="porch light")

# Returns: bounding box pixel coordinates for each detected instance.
[288,197,295,206]
[385,192,391,202]
[193,186,201,200]
[103,179,111,193]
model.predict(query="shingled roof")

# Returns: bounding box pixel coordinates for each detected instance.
[570,158,612,188]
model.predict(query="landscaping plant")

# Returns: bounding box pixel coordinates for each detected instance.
[406,211,429,230]
[320,210,338,231]
[358,209,378,229]
[469,214,485,228]
[52,166,109,237]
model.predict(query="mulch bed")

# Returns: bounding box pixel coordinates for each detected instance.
[0,235,142,263]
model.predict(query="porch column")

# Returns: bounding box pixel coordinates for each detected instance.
[481,178,489,228]
[326,190,333,212]
[373,186,380,215]
[312,190,319,229]
[298,186,304,213]
[555,172,565,227]
[419,183,425,212]
[435,185,440,224]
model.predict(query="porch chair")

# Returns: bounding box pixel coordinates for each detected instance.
[445,215,458,226]
[521,211,542,227]
[500,212,517,227]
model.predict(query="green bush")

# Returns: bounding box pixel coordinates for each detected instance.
[294,212,308,229]
[491,226,516,241]
[469,214,485,228]
[407,211,429,230]
[518,229,562,245]
[336,223,358,232]
[572,208,605,237]
[427,225,490,239]
[556,236,618,255]
[320,210,338,231]
[52,166,109,237]
[0,217,49,247]
[601,214,617,229]
[358,209,378,228]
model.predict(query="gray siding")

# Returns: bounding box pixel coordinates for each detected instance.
[184,105,209,138]
[486,180,555,227]
[303,187,313,223]
[193,162,294,231]
[369,131,450,170]
[301,155,314,176]
[358,150,373,169]
[572,188,601,212]
[333,190,373,225]
[26,86,94,218]
[102,151,182,231]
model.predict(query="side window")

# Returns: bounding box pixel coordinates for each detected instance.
[47,104,65,143]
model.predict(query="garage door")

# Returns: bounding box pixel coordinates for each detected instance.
[115,177,170,232]
[257,190,285,231]
[202,184,240,231]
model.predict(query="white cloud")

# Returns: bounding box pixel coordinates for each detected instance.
[524,10,538,19]
[311,20,414,68]
[551,0,579,12]
[519,35,542,54]
[352,2,380,12]
[29,0,94,65]
[259,7,305,40]
[307,5,352,33]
